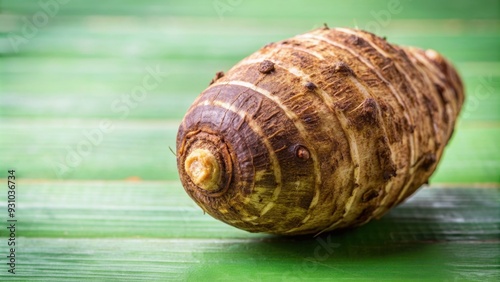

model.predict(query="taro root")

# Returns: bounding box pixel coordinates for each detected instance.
[176,27,464,235]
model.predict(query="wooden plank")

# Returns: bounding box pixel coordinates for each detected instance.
[0,0,499,280]
[0,181,495,239]
[1,19,498,61]
[0,238,495,281]
[0,118,499,182]
[0,182,498,280]
[1,66,498,120]
[3,0,499,20]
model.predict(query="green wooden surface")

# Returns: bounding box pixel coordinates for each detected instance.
[0,182,498,281]
[0,0,499,281]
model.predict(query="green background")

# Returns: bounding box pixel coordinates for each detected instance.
[0,0,499,281]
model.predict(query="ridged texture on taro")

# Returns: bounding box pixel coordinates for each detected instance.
[176,27,464,235]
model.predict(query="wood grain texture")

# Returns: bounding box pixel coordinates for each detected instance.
[0,0,499,280]
[0,182,498,281]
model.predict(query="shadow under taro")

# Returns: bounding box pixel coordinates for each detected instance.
[185,188,477,281]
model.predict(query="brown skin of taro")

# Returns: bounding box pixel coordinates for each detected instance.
[176,84,318,234]
[176,27,464,235]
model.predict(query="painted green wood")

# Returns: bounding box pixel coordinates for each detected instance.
[0,0,499,281]
[0,118,498,182]
[0,182,498,281]
[3,0,499,20]
[1,60,499,120]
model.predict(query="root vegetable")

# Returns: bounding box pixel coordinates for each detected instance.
[176,27,464,235]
